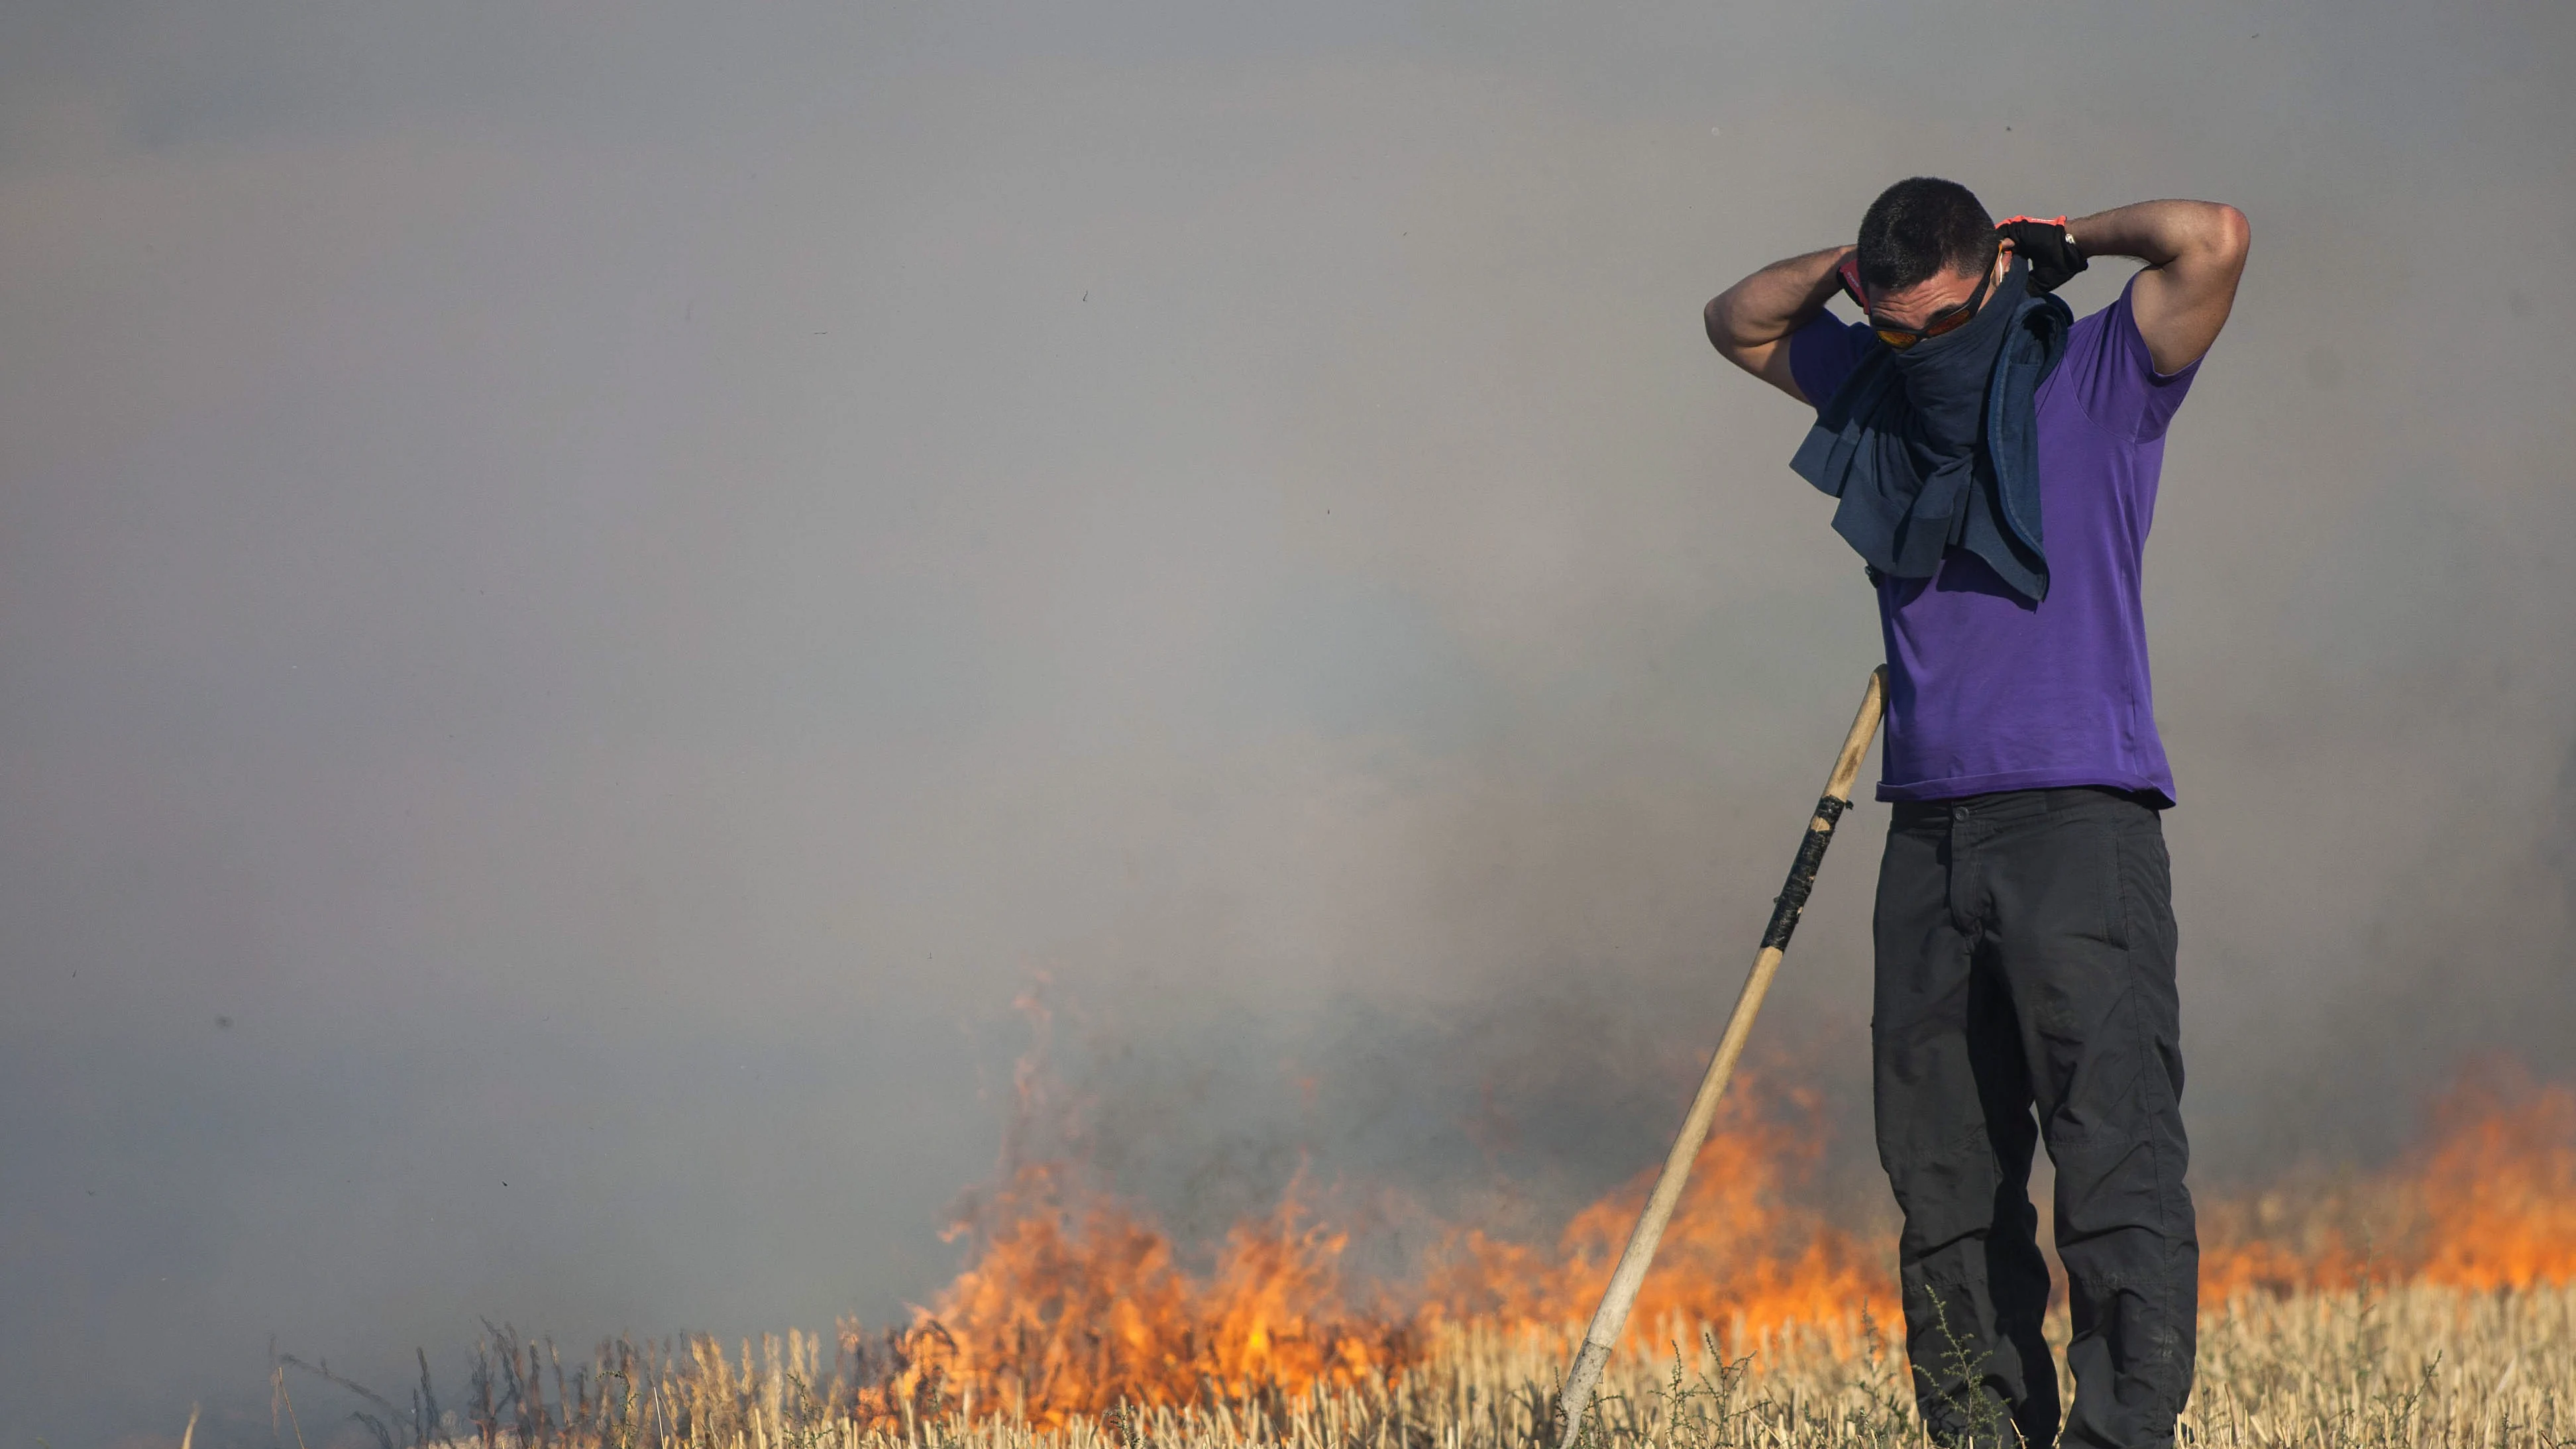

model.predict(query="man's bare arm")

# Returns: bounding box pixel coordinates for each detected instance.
[2065,200,2251,375]
[1705,244,1853,404]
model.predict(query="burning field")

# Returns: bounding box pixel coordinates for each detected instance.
[283,1062,2576,1448]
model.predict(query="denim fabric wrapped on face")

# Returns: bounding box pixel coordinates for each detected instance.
[1790,256,2070,604]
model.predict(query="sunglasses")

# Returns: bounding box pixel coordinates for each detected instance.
[1838,248,1997,351]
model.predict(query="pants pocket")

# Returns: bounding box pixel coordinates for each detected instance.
[2103,827,2132,950]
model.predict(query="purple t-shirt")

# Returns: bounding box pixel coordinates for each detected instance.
[1790,278,2198,806]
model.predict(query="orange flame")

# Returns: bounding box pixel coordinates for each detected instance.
[852,1162,1408,1426]
[854,1084,1875,1426]
[860,1063,2576,1427]
[1417,1085,1880,1344]
[2200,1065,2576,1299]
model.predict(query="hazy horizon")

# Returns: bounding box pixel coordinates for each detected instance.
[3,2,2571,1442]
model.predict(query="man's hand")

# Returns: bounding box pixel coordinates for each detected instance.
[1996,216,2087,294]
[1705,245,1853,405]
[2065,200,2251,374]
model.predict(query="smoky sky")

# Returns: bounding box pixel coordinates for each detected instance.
[5,1,2573,1442]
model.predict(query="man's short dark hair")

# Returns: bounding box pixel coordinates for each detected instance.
[1856,177,1996,292]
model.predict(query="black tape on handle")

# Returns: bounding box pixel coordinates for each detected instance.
[1758,795,1849,951]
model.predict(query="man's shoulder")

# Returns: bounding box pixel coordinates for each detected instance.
[2055,281,2136,371]
[2040,278,2199,443]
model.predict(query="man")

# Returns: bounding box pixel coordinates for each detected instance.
[1705,180,2249,1449]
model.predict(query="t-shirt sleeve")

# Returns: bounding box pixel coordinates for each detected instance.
[1788,311,1878,411]
[2057,276,2201,443]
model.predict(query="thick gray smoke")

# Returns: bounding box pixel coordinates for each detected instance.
[4,2,2571,1442]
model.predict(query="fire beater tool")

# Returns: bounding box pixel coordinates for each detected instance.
[1553,666,1887,1448]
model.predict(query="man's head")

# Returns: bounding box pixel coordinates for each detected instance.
[1852,177,2004,333]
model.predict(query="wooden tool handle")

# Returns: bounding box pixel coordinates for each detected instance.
[1553,667,1886,1448]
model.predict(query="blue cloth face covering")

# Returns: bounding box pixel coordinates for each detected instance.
[1790,256,2070,603]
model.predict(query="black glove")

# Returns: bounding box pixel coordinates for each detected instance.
[1996,215,2087,294]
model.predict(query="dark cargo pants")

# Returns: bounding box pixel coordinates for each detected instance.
[1873,787,2196,1449]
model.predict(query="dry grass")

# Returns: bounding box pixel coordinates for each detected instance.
[282,1284,2575,1449]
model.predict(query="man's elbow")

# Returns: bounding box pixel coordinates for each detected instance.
[1705,290,1766,370]
[2198,203,2252,273]
[1704,294,1735,355]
